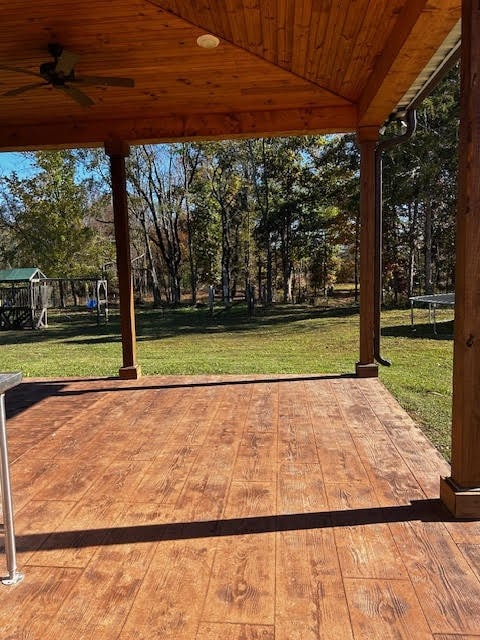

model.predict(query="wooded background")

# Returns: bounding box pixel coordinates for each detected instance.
[0,68,459,308]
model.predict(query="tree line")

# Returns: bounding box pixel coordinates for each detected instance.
[0,67,459,308]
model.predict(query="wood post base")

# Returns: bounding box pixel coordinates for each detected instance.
[119,365,142,380]
[440,476,480,519]
[355,362,379,378]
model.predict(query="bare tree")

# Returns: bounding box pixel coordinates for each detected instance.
[127,146,183,304]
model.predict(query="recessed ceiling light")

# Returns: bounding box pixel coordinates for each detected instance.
[197,34,220,49]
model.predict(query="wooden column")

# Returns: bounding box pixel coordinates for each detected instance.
[356,127,379,378]
[440,0,480,518]
[105,140,141,380]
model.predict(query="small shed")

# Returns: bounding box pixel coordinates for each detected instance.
[0,268,49,330]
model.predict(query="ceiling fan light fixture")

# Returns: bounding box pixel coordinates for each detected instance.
[0,44,134,107]
[196,34,220,49]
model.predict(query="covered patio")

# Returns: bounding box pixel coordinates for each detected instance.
[1,1,480,636]
[1,2,479,518]
[2,374,480,639]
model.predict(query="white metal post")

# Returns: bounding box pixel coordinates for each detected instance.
[0,391,23,585]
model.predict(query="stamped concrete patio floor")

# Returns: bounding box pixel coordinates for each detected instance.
[1,375,480,639]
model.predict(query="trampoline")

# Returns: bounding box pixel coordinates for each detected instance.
[409,293,455,335]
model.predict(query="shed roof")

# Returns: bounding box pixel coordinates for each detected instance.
[0,268,46,282]
[0,1,461,150]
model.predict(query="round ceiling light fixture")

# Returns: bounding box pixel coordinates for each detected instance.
[197,34,220,49]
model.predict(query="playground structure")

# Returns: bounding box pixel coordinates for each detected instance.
[44,277,108,325]
[0,268,108,330]
[0,268,48,330]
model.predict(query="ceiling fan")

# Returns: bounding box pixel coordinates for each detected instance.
[0,43,134,107]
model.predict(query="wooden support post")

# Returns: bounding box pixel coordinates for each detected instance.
[356,127,379,378]
[440,0,480,518]
[105,140,141,380]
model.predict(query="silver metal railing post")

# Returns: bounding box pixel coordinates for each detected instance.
[0,391,23,585]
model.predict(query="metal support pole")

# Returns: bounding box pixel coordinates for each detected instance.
[0,392,23,585]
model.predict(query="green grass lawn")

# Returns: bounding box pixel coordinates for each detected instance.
[0,301,454,459]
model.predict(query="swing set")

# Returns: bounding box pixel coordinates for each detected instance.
[0,268,108,330]
[41,277,109,326]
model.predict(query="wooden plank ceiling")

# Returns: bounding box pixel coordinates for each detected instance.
[0,0,460,150]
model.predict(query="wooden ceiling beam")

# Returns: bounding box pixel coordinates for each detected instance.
[0,105,356,151]
[358,0,460,127]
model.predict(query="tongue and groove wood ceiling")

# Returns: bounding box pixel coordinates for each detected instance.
[0,0,460,150]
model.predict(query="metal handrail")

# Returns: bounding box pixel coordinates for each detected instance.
[0,372,23,585]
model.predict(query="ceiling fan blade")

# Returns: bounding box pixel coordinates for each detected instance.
[55,84,94,107]
[74,75,134,88]
[0,65,43,79]
[55,49,80,76]
[3,82,47,96]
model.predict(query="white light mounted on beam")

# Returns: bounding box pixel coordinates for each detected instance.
[197,34,220,49]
